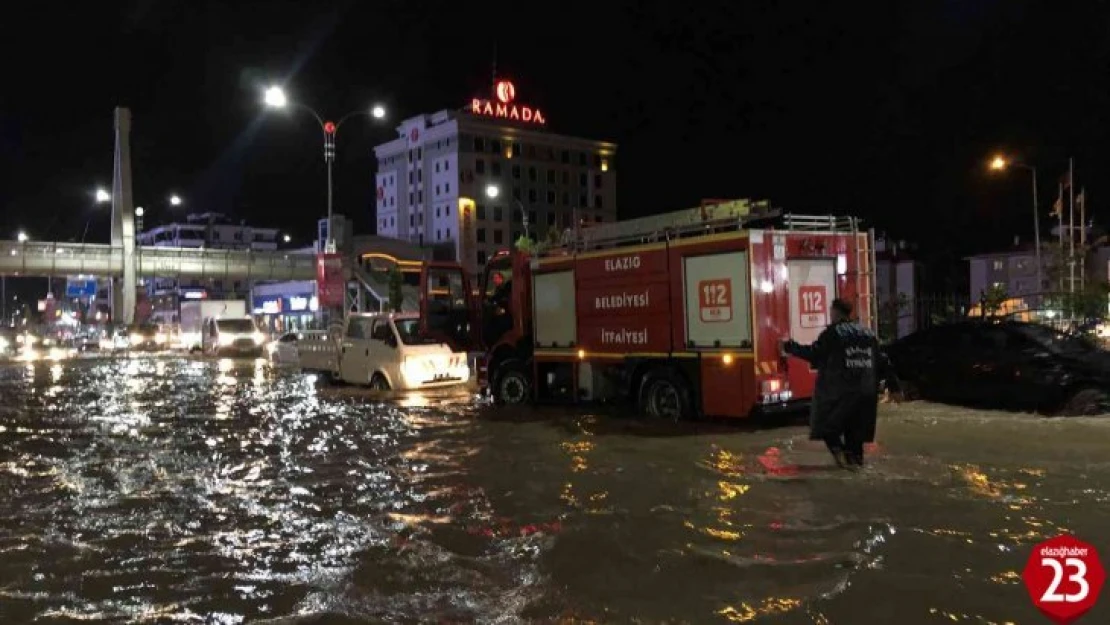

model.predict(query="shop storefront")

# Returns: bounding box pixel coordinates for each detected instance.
[251,281,320,335]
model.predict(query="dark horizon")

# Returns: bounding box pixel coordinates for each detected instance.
[3,0,1110,296]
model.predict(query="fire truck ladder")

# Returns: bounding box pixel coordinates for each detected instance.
[563,199,781,252]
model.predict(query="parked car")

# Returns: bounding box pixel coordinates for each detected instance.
[127,324,166,351]
[266,331,301,366]
[884,320,1110,415]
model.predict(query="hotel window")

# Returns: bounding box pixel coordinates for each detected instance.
[492,161,502,176]
[417,148,422,160]
[528,189,537,202]
[595,174,603,188]
[561,192,569,206]
[513,209,523,224]
[512,142,521,157]
[478,250,487,265]
[445,183,450,193]
[579,172,587,187]
[476,204,486,220]
[435,185,440,196]
[579,152,587,165]
[476,159,485,174]
[547,213,556,226]
[512,165,521,179]
[580,194,587,207]
[528,210,537,225]
[594,195,603,209]
[435,162,440,173]
[561,150,570,164]
[474,138,485,151]
[528,166,537,182]
[562,171,569,184]
[594,154,602,167]
[494,207,503,221]
[546,170,555,184]
[546,190,556,204]
[527,145,536,158]
[444,204,450,216]
[512,187,521,201]
[444,160,450,170]
[477,228,486,242]
[491,139,502,154]
[436,230,441,241]
[494,230,503,244]
[436,206,441,218]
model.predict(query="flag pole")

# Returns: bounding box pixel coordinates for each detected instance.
[1080,186,1086,287]
[1057,182,1065,292]
[1069,157,1075,294]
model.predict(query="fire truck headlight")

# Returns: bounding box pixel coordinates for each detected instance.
[722,353,733,365]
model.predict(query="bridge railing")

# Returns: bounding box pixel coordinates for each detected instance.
[0,241,317,281]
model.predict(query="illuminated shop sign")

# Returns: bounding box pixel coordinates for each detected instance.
[469,80,547,125]
[289,296,308,311]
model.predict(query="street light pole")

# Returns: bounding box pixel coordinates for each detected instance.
[1029,165,1043,301]
[263,86,386,255]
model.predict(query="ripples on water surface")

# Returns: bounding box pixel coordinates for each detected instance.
[0,355,1108,623]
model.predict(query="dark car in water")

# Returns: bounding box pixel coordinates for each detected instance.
[885,320,1110,415]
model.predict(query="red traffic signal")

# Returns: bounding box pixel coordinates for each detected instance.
[324,121,336,135]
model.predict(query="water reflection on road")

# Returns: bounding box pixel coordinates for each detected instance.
[0,355,1107,623]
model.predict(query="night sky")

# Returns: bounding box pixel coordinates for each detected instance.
[3,0,1110,294]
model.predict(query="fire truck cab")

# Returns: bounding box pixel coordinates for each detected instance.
[419,200,877,420]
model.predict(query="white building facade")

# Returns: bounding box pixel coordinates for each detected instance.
[373,80,618,276]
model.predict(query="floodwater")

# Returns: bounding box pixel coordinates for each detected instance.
[0,355,1108,624]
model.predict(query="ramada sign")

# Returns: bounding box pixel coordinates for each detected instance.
[470,80,546,125]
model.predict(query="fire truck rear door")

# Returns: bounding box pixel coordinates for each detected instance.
[786,258,837,396]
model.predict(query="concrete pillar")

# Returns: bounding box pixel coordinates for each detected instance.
[110,107,137,325]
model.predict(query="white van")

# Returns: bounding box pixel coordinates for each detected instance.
[201,316,266,357]
[330,312,469,390]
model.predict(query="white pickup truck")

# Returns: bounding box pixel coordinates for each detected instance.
[296,312,470,391]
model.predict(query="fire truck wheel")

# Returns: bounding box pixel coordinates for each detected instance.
[639,369,692,421]
[493,360,531,405]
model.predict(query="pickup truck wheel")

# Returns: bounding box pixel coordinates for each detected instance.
[369,373,390,391]
[493,360,530,406]
[1061,388,1110,416]
[639,369,692,421]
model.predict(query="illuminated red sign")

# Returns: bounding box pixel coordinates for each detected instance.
[470,80,546,125]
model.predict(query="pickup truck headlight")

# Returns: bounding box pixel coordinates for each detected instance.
[252,332,266,345]
[218,334,235,346]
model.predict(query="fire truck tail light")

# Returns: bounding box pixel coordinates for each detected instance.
[759,379,792,405]
[762,379,782,394]
[577,349,586,359]
[722,353,734,365]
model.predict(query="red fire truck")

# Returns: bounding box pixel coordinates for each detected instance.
[419,200,877,420]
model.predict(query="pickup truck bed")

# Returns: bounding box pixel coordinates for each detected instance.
[296,331,339,374]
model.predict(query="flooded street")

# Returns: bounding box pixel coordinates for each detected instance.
[0,355,1108,624]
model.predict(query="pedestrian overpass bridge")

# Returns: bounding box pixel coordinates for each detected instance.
[0,240,317,281]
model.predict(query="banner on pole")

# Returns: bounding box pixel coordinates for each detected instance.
[316,253,345,308]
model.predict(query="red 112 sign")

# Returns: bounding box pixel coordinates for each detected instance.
[798,285,828,329]
[698,279,732,322]
[1023,535,1105,624]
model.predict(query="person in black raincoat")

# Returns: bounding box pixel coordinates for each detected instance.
[782,298,894,469]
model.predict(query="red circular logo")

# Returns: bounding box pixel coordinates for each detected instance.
[1023,535,1105,624]
[495,80,516,104]
[409,128,419,142]
[323,121,336,135]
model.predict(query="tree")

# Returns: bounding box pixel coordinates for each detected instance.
[543,227,563,250]
[514,234,537,254]
[982,283,1008,317]
[387,265,404,313]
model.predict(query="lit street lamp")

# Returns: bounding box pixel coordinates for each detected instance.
[989,154,1043,299]
[263,85,388,253]
[95,188,111,204]
[169,194,182,207]
[17,231,28,243]
[283,234,292,244]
